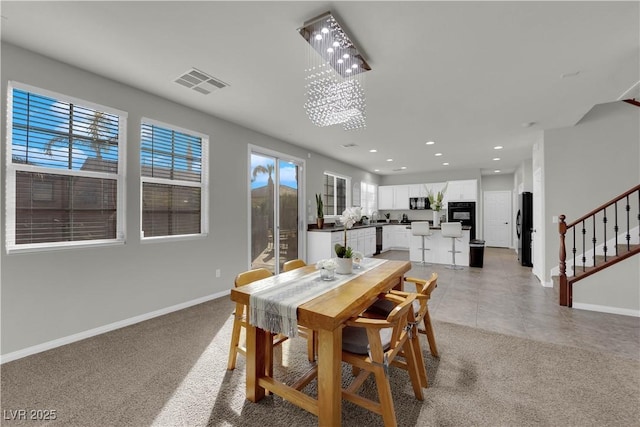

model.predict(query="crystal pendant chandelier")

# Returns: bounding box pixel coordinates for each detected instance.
[298,12,371,130]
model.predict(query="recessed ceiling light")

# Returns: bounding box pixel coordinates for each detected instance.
[561,71,580,78]
[426,141,435,145]
[434,153,443,157]
[494,146,503,150]
[400,166,407,170]
[493,157,500,161]
[494,170,501,173]
[369,149,377,153]
[374,169,380,172]
[386,158,393,162]
[442,162,449,166]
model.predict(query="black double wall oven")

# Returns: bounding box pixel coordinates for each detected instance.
[447,201,476,240]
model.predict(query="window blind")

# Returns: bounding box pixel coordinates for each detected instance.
[6,83,126,252]
[140,120,208,238]
[323,172,349,216]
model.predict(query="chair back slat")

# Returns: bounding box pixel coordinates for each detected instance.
[235,268,272,288]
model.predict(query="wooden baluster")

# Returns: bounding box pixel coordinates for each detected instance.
[559,215,568,306]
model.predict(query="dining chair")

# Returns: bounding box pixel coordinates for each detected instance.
[366,273,439,388]
[281,259,317,362]
[282,258,307,272]
[341,293,424,427]
[227,268,288,374]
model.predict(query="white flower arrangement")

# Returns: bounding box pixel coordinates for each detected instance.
[425,183,448,212]
[316,258,337,270]
[352,251,364,262]
[335,207,362,258]
[339,207,362,229]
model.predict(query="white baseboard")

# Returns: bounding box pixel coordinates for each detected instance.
[572,302,640,318]
[541,280,554,288]
[0,290,230,364]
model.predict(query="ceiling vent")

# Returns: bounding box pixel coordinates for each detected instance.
[341,143,358,148]
[174,68,229,95]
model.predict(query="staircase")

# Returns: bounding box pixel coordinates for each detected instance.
[558,184,640,306]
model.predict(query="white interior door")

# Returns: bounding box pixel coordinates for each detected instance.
[483,191,512,247]
[532,168,544,281]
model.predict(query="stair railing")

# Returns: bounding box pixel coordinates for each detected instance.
[558,184,640,306]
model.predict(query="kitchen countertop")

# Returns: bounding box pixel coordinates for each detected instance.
[307,221,471,232]
[308,221,398,232]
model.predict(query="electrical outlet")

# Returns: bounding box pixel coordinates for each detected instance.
[552,216,558,224]
[215,269,221,278]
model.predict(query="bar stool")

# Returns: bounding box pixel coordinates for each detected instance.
[441,222,464,270]
[412,221,432,266]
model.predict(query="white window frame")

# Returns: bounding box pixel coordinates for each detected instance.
[360,181,378,216]
[139,118,209,242]
[5,81,127,254]
[323,171,351,218]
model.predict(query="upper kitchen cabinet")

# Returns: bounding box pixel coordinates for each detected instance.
[378,185,410,210]
[408,184,428,198]
[445,179,477,202]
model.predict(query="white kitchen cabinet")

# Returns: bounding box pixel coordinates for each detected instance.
[394,185,410,209]
[307,227,377,264]
[385,225,410,249]
[382,226,392,251]
[378,185,410,210]
[378,186,394,210]
[408,183,428,197]
[446,179,477,202]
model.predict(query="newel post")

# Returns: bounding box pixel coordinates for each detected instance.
[558,215,568,306]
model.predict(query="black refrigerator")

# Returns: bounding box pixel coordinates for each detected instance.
[517,192,533,267]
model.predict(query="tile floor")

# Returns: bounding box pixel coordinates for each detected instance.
[375,247,640,361]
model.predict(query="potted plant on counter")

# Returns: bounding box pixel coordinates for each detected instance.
[334,207,362,274]
[426,183,448,226]
[315,193,324,229]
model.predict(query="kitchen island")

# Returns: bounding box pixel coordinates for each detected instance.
[307,222,381,263]
[409,224,471,266]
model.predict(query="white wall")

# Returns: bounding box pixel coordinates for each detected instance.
[482,174,513,192]
[380,168,481,186]
[543,100,640,312]
[0,43,378,357]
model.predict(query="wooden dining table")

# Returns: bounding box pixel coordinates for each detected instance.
[230,259,411,426]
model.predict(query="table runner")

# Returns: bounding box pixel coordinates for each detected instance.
[249,258,387,337]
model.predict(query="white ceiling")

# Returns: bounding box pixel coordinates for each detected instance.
[2,1,638,176]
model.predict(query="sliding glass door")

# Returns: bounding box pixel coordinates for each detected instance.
[250,150,303,273]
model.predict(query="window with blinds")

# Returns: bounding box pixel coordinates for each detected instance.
[360,181,378,216]
[5,82,126,253]
[140,119,208,239]
[323,172,350,216]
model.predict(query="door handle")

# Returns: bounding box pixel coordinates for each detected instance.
[504,222,509,225]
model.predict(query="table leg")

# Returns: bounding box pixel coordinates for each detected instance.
[317,328,342,426]
[246,324,267,402]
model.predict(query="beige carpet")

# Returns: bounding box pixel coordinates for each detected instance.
[1,297,639,426]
